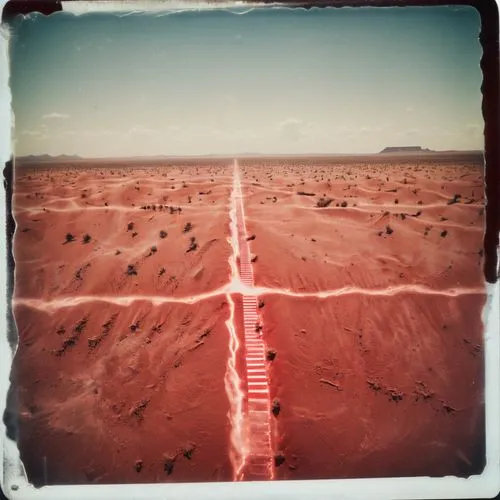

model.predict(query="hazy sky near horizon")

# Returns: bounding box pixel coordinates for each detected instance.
[10,6,483,157]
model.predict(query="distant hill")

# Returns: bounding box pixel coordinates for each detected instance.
[379,146,433,154]
[17,154,81,161]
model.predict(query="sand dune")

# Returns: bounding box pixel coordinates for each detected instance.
[262,292,485,479]
[7,155,486,484]
[241,160,484,292]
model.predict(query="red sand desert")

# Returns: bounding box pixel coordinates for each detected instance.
[7,153,486,484]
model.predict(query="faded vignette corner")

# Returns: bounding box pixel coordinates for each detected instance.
[1,4,27,499]
[0,2,20,499]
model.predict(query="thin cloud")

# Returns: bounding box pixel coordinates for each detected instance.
[277,117,302,129]
[42,112,70,119]
[465,123,482,137]
[82,129,119,137]
[127,125,157,136]
[21,129,42,136]
[277,118,308,142]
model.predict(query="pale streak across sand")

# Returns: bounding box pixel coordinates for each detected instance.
[240,183,483,199]
[13,161,485,315]
[13,280,485,313]
[15,204,228,215]
[246,201,482,211]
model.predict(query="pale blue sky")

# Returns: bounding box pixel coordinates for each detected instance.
[10,6,483,157]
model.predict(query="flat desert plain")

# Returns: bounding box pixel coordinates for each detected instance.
[7,153,486,484]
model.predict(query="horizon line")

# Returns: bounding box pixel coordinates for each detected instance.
[15,149,484,161]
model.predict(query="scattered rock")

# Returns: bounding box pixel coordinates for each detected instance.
[88,338,100,349]
[135,460,143,473]
[297,191,315,196]
[250,254,258,263]
[186,237,198,253]
[367,380,382,392]
[385,225,393,235]
[183,222,193,233]
[63,233,75,244]
[54,317,88,356]
[387,389,404,402]
[316,197,333,208]
[274,453,286,467]
[320,378,342,391]
[182,443,196,460]
[246,234,256,241]
[163,457,176,475]
[440,230,448,238]
[127,222,134,231]
[258,299,265,309]
[75,263,91,281]
[159,230,168,239]
[266,349,277,361]
[75,318,88,334]
[271,399,281,417]
[82,234,91,244]
[414,381,434,401]
[340,201,348,208]
[442,402,457,413]
[198,328,211,341]
[447,193,461,205]
[130,400,149,421]
[126,264,138,276]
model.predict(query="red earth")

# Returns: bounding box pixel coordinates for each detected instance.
[6,154,486,484]
[10,161,234,484]
[239,154,485,479]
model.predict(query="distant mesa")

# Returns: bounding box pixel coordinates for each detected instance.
[379,146,433,154]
